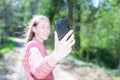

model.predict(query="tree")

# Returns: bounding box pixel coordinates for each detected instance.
[73,0,81,52]
[67,0,73,26]
[0,0,13,46]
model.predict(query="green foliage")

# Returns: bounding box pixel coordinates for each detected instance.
[77,0,120,69]
[0,38,15,57]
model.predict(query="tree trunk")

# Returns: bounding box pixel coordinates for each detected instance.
[67,0,73,27]
[67,0,81,51]
[118,57,120,72]
[73,0,81,51]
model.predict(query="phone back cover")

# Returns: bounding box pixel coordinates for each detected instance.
[54,18,70,40]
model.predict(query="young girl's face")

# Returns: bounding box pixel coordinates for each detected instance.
[33,19,50,41]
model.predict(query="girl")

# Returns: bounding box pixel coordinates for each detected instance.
[23,15,75,80]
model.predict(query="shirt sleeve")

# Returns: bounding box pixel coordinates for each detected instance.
[29,47,56,79]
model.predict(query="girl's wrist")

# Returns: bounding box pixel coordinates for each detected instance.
[47,52,59,67]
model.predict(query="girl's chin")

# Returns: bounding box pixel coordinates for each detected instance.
[43,37,49,40]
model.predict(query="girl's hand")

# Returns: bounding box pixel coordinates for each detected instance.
[52,30,75,61]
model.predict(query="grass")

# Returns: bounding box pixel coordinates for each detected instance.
[0,38,16,57]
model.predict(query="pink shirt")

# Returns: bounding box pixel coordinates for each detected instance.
[23,38,55,80]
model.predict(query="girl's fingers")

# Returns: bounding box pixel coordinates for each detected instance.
[66,34,74,45]
[54,31,59,44]
[68,39,75,48]
[67,48,72,54]
[61,30,73,42]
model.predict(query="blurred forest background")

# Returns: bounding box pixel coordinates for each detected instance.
[0,0,120,71]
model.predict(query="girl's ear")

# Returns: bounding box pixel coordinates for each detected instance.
[32,26,36,33]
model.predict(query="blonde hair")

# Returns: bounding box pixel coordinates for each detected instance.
[24,15,49,44]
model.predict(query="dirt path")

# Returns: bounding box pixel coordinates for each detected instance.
[0,39,26,80]
[0,38,79,80]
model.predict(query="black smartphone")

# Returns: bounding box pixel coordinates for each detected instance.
[54,18,70,41]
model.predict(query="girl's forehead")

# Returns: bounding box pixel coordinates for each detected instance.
[36,19,50,27]
[38,19,49,24]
